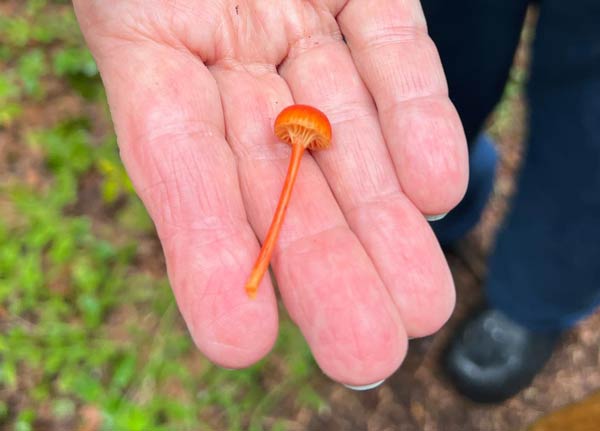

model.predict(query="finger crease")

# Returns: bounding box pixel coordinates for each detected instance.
[343,190,405,217]
[353,25,429,52]
[277,223,348,256]
[280,31,343,69]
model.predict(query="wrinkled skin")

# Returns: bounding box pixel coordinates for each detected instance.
[74,0,468,386]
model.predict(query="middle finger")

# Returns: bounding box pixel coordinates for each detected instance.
[210,61,407,386]
[279,34,455,337]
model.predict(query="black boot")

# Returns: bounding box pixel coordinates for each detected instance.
[444,308,561,403]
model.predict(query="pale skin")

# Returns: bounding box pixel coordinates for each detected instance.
[73,0,469,387]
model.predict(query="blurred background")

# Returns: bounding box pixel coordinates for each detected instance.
[1,1,599,430]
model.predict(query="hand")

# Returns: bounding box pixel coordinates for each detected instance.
[73,0,468,387]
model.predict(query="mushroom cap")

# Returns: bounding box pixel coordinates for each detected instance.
[274,104,332,150]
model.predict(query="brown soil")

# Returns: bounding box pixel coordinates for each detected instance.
[295,259,600,431]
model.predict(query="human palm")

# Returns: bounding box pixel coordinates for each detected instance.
[74,0,468,387]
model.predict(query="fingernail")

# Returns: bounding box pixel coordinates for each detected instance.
[344,379,385,391]
[425,213,447,222]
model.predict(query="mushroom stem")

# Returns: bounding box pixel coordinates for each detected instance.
[245,143,305,298]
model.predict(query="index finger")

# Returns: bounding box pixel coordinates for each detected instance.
[338,0,468,217]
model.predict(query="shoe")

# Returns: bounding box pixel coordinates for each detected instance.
[444,308,560,403]
[430,133,498,247]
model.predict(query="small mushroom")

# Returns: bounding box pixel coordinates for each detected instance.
[245,104,332,298]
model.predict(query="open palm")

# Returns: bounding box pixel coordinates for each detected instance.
[74,0,468,387]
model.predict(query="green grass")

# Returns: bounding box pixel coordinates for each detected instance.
[0,1,321,429]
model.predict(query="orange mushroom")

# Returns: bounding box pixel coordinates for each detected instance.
[245,104,332,299]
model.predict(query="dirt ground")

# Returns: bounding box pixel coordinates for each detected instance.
[293,243,600,431]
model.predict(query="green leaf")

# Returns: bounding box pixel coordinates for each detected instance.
[0,17,31,46]
[18,49,46,97]
[15,409,36,431]
[74,374,103,402]
[116,406,153,431]
[52,398,76,419]
[0,102,23,126]
[77,294,102,326]
[0,73,20,101]
[112,354,137,389]
[53,47,97,77]
[0,361,18,389]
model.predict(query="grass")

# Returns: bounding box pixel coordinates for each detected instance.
[0,1,322,430]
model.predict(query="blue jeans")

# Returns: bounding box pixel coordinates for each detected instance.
[422,0,600,331]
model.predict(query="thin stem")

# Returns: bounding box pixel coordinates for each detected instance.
[245,143,305,298]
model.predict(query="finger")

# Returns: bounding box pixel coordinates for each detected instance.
[210,61,407,385]
[279,36,455,336]
[81,40,278,368]
[338,0,469,217]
